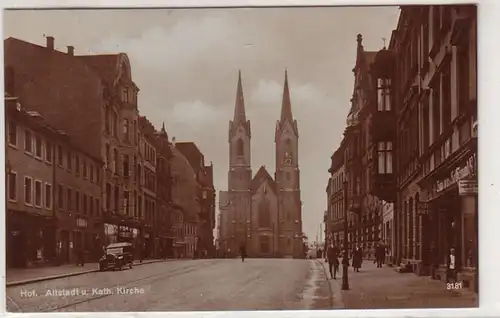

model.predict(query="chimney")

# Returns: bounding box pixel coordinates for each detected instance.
[46,36,54,50]
[67,46,74,56]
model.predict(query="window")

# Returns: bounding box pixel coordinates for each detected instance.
[124,191,130,216]
[114,149,119,174]
[96,167,100,183]
[24,130,33,153]
[112,112,118,137]
[8,171,17,201]
[89,196,94,216]
[106,183,112,211]
[105,106,110,133]
[133,121,138,144]
[34,180,42,207]
[96,199,100,217]
[377,141,393,174]
[83,194,88,214]
[422,96,430,151]
[83,160,88,179]
[377,78,391,111]
[45,183,52,209]
[258,198,271,228]
[24,177,33,205]
[45,141,53,163]
[138,195,142,218]
[105,143,110,168]
[123,119,129,141]
[58,184,64,209]
[236,139,244,156]
[441,66,451,127]
[34,136,42,158]
[123,155,130,177]
[8,121,17,147]
[75,155,80,175]
[90,165,94,183]
[457,41,470,115]
[67,188,73,211]
[75,191,80,213]
[432,81,441,141]
[137,165,142,185]
[114,186,119,213]
[57,145,63,166]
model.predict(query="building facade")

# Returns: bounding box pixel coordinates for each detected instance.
[390,5,477,292]
[219,70,303,258]
[5,96,104,267]
[325,142,346,248]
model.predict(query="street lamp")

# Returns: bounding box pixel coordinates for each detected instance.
[342,180,349,290]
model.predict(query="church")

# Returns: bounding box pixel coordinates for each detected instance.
[218,70,303,259]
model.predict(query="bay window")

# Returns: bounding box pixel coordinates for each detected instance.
[377,141,393,174]
[377,78,391,111]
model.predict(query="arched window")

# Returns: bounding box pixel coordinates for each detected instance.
[258,198,270,228]
[236,138,244,156]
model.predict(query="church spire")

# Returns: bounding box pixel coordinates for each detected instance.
[280,69,293,122]
[233,70,246,123]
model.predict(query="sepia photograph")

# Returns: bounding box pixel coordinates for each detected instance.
[3,4,478,313]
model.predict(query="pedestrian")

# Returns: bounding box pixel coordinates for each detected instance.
[239,244,246,262]
[429,242,438,279]
[326,243,340,279]
[352,246,362,272]
[447,247,457,283]
[375,243,384,268]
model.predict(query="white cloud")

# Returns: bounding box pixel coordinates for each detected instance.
[250,79,282,105]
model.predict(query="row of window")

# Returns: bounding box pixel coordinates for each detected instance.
[142,140,157,165]
[7,172,52,209]
[56,184,100,216]
[8,121,101,184]
[104,107,138,145]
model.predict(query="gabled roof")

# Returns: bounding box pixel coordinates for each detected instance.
[250,166,277,194]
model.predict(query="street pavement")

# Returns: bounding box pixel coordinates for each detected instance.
[318,260,478,309]
[6,258,328,312]
[6,258,478,312]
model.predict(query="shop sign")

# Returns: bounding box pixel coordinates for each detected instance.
[458,180,478,196]
[436,154,476,193]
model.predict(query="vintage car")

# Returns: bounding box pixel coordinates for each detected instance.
[99,242,134,271]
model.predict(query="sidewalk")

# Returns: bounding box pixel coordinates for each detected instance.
[5,259,169,287]
[321,261,478,309]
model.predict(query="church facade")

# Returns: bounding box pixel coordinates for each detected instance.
[218,70,303,259]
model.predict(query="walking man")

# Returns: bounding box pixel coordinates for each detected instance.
[239,244,246,262]
[447,247,457,283]
[326,243,340,279]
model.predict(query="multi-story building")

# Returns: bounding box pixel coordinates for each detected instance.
[199,163,216,257]
[326,141,346,248]
[5,95,103,267]
[138,116,158,258]
[390,5,477,292]
[154,123,174,258]
[169,141,199,259]
[4,36,143,259]
[340,34,397,258]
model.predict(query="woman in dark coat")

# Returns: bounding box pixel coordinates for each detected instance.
[352,247,362,272]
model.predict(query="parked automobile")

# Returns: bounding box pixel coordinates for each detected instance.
[99,242,134,271]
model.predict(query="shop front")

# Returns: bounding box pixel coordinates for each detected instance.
[420,150,477,292]
[6,209,56,268]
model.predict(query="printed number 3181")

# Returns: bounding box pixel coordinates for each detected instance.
[447,282,463,290]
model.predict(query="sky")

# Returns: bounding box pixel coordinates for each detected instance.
[3,6,400,241]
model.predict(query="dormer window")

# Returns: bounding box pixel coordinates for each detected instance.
[377,78,392,111]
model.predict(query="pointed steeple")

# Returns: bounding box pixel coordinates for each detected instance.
[233,70,246,123]
[280,69,293,122]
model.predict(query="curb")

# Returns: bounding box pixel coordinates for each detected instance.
[6,259,169,288]
[314,259,335,309]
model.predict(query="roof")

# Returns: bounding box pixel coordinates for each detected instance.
[175,142,204,172]
[4,37,105,158]
[76,54,120,84]
[250,166,277,194]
